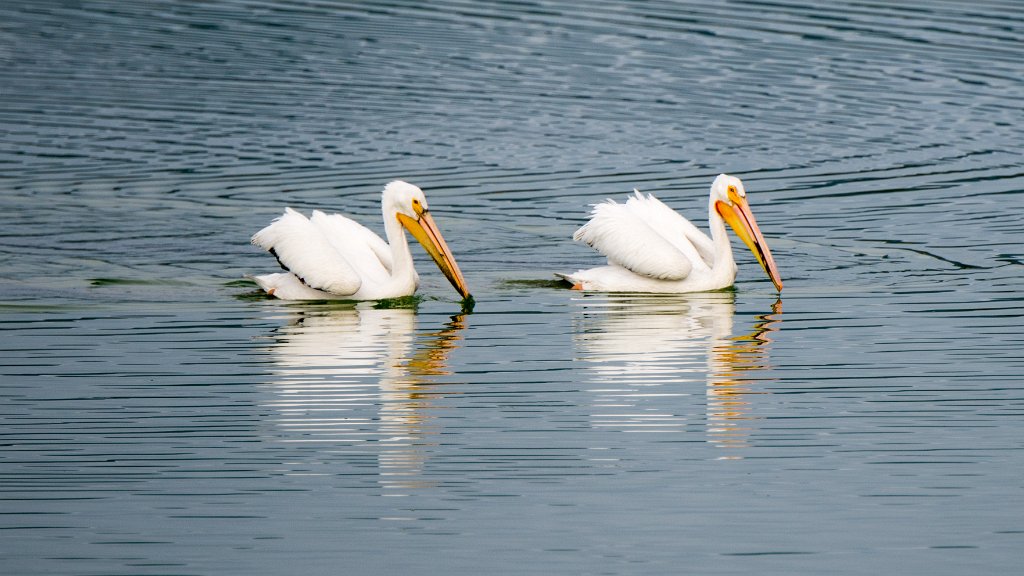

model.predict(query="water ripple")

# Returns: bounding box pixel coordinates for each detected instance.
[3,0,1024,574]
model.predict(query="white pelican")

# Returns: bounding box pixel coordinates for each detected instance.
[251,180,470,301]
[558,174,783,293]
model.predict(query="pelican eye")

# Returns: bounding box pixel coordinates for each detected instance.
[727,185,737,195]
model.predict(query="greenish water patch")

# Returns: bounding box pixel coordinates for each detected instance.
[234,289,274,302]
[91,277,190,286]
[373,295,422,309]
[0,303,95,312]
[501,278,571,290]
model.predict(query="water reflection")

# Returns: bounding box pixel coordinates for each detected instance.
[707,300,781,454]
[262,305,465,490]
[572,293,780,452]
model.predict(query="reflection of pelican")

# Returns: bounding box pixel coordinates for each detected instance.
[572,293,780,450]
[707,300,781,452]
[559,175,782,293]
[573,292,737,434]
[399,314,467,380]
[251,181,470,300]
[261,304,466,490]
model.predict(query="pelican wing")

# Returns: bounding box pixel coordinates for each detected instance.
[624,190,715,269]
[251,208,361,295]
[573,198,693,280]
[310,210,393,284]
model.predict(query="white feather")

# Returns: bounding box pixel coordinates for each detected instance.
[251,208,362,295]
[251,272,335,300]
[623,190,714,270]
[557,266,698,293]
[310,210,393,285]
[573,197,694,280]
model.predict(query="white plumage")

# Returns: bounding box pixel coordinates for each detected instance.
[559,174,783,293]
[251,181,470,301]
[252,208,365,295]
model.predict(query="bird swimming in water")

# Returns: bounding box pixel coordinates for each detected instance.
[251,180,470,301]
[558,174,782,293]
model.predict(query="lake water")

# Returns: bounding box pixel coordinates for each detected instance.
[2,1,1023,574]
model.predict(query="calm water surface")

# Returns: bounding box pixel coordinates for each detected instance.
[2,1,1023,574]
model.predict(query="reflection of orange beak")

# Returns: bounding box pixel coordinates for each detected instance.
[716,192,783,291]
[397,210,471,299]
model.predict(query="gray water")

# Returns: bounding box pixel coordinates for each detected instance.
[2,1,1023,574]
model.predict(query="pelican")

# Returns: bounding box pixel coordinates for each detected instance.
[558,174,783,293]
[250,180,470,301]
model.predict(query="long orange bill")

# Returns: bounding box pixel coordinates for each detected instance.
[397,210,471,299]
[716,194,783,291]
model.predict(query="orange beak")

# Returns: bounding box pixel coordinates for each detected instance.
[397,209,471,299]
[715,191,783,291]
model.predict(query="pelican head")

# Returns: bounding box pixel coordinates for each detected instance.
[711,174,783,291]
[385,181,471,299]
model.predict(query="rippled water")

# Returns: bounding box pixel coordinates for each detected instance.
[2,1,1023,574]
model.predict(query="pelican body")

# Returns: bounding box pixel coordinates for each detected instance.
[251,181,470,301]
[558,174,782,293]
